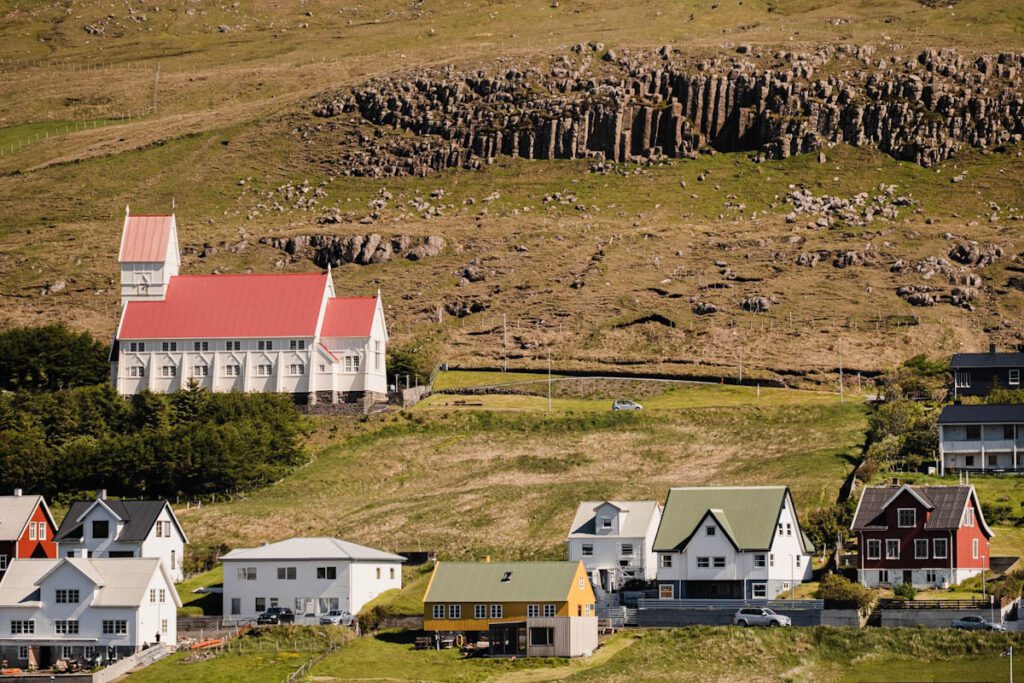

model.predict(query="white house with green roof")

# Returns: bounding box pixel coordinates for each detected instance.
[653,486,813,600]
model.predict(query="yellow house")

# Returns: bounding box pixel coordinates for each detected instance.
[423,560,598,657]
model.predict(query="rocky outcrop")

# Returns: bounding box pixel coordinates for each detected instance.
[308,46,1024,177]
[261,234,445,267]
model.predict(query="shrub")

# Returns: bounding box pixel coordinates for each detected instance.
[816,573,874,610]
[893,582,917,600]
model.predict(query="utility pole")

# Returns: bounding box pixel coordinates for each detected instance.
[547,348,552,412]
[839,337,845,403]
[502,314,508,372]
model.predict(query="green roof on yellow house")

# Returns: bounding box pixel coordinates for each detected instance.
[653,486,814,553]
[424,561,584,603]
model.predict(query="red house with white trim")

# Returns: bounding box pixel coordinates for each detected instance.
[111,209,388,405]
[851,483,993,589]
[0,491,57,577]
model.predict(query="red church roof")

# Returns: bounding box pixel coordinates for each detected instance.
[118,273,329,339]
[321,297,378,337]
[119,215,174,262]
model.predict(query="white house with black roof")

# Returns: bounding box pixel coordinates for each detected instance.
[220,537,405,621]
[653,486,813,600]
[0,557,179,669]
[938,404,1024,475]
[950,346,1024,398]
[565,500,662,595]
[53,493,187,583]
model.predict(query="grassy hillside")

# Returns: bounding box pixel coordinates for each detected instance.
[178,388,866,558]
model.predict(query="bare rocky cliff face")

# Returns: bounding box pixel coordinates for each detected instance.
[308,45,1024,176]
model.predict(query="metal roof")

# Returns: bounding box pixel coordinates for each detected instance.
[951,352,1024,369]
[424,561,585,603]
[321,296,378,338]
[54,499,185,544]
[220,537,405,563]
[566,500,660,539]
[117,273,330,340]
[0,495,51,543]
[119,215,173,262]
[0,558,180,608]
[938,404,1024,424]
[653,486,795,552]
[851,484,993,536]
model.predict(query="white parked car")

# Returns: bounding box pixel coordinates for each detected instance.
[612,399,643,411]
[733,607,791,627]
[319,609,354,626]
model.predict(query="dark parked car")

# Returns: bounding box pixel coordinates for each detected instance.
[257,607,295,625]
[951,615,1005,631]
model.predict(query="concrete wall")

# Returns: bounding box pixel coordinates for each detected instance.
[636,607,823,627]
[819,609,866,628]
[880,600,1017,628]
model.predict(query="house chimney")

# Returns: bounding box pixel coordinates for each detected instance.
[97,489,107,500]
[13,488,22,497]
[990,343,997,354]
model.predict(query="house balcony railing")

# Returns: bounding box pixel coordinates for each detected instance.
[942,439,1017,453]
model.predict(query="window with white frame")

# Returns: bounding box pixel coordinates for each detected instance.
[344,356,361,373]
[289,364,305,376]
[129,342,146,352]
[885,539,900,560]
[490,604,503,619]
[898,508,916,528]
[38,524,46,541]
[162,342,177,352]
[448,604,461,619]
[226,341,241,351]
[972,538,979,559]
[796,555,802,567]
[319,364,326,373]
[193,365,209,377]
[697,557,710,568]
[375,340,382,370]
[0,555,7,571]
[926,570,938,584]
[914,539,929,559]
[237,567,257,581]
[258,340,274,351]
[786,523,792,536]
[432,604,444,619]
[161,619,168,634]
[150,589,157,603]
[28,522,36,540]
[660,554,672,568]
[194,341,209,352]
[290,340,306,350]
[11,620,35,634]
[579,577,585,590]
[130,366,145,378]
[620,543,634,557]
[754,554,766,568]
[713,557,726,568]
[955,371,971,388]
[256,364,273,377]
[752,583,767,598]
[964,508,975,527]
[527,604,540,618]
[1011,369,1021,386]
[17,646,28,661]
[277,567,297,580]
[55,620,79,635]
[62,646,74,659]
[55,589,79,604]
[160,589,166,602]
[581,544,593,557]
[769,554,775,567]
[659,584,674,599]
[601,517,613,530]
[161,365,176,378]
[778,523,783,536]
[543,604,556,617]
[474,604,486,619]
[225,365,241,377]
[933,538,948,558]
[316,566,337,580]
[706,525,716,536]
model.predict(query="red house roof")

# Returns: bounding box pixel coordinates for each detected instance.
[119,215,174,262]
[118,273,329,339]
[321,296,378,337]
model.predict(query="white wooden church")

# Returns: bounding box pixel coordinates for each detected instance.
[111,209,388,405]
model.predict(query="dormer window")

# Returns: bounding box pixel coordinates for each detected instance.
[600,518,613,530]
[500,571,512,583]
[897,508,916,528]
[706,526,716,536]
[92,521,109,539]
